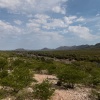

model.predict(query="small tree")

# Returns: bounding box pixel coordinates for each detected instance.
[33,80,54,100]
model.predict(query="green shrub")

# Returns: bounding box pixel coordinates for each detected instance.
[57,66,88,88]
[1,67,34,93]
[33,80,54,100]
[0,58,7,71]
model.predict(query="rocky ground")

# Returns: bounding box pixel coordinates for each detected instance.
[34,74,91,100]
[1,74,91,100]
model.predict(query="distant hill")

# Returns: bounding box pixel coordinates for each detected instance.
[41,48,52,51]
[15,48,26,51]
[94,43,100,48]
[15,43,100,51]
[40,43,100,51]
[56,45,90,50]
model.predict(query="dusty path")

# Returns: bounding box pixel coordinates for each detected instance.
[34,74,91,100]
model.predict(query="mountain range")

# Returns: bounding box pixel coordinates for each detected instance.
[15,43,100,51]
[41,43,100,51]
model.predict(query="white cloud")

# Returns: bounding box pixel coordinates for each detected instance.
[27,14,50,28]
[14,20,22,25]
[34,14,50,19]
[64,16,77,25]
[52,6,65,14]
[27,14,68,30]
[0,20,22,35]
[0,0,20,10]
[26,14,83,31]
[68,25,98,40]
[96,13,100,17]
[25,24,65,48]
[46,18,67,29]
[0,20,65,49]
[0,0,68,14]
[39,31,64,41]
[27,14,81,31]
[76,17,85,22]
[25,14,66,45]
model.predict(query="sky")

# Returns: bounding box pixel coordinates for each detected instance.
[0,0,100,50]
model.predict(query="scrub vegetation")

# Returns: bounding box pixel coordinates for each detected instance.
[0,49,100,100]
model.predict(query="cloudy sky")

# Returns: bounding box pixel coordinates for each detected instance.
[0,0,100,50]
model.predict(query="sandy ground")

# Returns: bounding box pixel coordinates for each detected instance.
[1,74,91,100]
[52,89,90,100]
[34,74,57,83]
[34,74,91,100]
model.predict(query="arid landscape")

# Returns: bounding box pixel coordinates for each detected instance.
[0,50,100,100]
[34,74,91,100]
[0,0,100,99]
